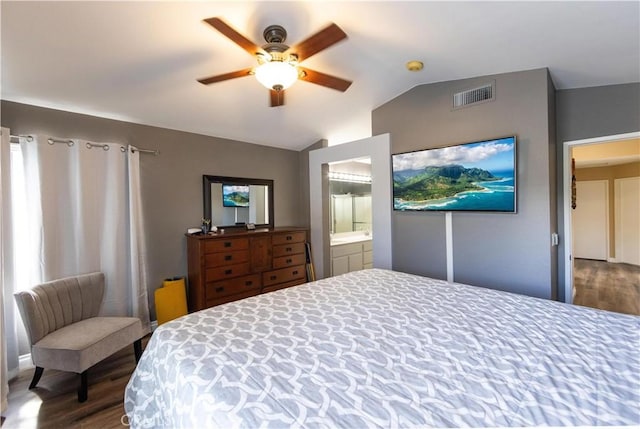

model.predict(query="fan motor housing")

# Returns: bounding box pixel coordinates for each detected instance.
[263,25,287,43]
[262,25,289,53]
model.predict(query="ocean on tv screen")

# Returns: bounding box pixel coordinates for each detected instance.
[393,169,515,212]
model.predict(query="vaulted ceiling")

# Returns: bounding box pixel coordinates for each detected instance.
[2,1,638,150]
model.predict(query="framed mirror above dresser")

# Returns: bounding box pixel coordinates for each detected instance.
[203,175,274,229]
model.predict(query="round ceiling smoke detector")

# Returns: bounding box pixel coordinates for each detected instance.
[406,60,424,72]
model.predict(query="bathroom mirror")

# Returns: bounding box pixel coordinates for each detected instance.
[203,175,274,229]
[328,160,372,234]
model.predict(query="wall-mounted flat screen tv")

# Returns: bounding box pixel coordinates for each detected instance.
[222,184,250,208]
[392,136,516,212]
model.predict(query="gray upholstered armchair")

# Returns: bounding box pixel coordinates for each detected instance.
[14,272,144,402]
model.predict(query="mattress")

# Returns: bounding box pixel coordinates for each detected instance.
[124,269,640,428]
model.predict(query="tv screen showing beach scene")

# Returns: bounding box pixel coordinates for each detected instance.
[392,136,516,212]
[222,184,250,208]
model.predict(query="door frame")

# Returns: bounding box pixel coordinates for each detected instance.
[563,131,640,303]
[309,134,392,279]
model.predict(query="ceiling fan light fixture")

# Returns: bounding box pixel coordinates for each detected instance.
[255,61,298,91]
[198,18,352,105]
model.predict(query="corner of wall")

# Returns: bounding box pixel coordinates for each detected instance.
[298,139,328,228]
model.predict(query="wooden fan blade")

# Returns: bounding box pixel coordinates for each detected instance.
[286,23,347,62]
[298,67,352,92]
[197,68,253,85]
[203,17,265,57]
[270,89,285,107]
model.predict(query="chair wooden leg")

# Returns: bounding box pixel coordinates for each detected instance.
[29,366,44,389]
[133,339,142,363]
[78,371,88,403]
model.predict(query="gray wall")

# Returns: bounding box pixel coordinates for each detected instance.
[373,68,557,298]
[555,83,640,301]
[547,70,559,300]
[298,139,326,228]
[1,100,304,318]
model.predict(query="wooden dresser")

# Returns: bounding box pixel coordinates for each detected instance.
[186,227,309,312]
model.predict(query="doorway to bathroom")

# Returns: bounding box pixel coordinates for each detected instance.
[329,158,372,235]
[328,158,373,276]
[308,134,392,279]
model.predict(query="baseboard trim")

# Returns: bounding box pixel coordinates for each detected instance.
[607,258,619,263]
[7,354,34,381]
[7,367,18,380]
[19,354,33,370]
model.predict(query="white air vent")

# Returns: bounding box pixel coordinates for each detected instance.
[453,82,495,109]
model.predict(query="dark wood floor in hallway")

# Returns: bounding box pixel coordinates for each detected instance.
[573,258,640,316]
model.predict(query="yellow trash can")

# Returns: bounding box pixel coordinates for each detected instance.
[154,277,188,326]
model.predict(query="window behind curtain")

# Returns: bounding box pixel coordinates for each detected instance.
[9,143,31,355]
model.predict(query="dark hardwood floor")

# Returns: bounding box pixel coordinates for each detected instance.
[1,337,149,429]
[573,258,640,316]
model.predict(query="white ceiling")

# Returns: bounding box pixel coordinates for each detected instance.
[2,1,639,151]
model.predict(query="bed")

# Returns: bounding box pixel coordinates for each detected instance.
[124,269,640,428]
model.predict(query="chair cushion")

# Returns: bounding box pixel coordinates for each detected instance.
[32,317,143,373]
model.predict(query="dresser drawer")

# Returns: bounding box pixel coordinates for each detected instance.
[263,264,306,287]
[205,238,249,253]
[205,288,259,308]
[206,274,261,300]
[206,262,250,281]
[262,278,306,294]
[205,250,249,267]
[272,231,306,246]
[272,242,306,258]
[272,252,306,269]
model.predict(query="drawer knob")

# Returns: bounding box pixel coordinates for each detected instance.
[293,270,298,275]
[286,236,292,241]
[286,247,292,252]
[286,258,292,264]
[224,242,232,248]
[270,275,277,281]
[224,255,232,261]
[245,280,253,286]
[225,269,233,275]
[215,286,224,293]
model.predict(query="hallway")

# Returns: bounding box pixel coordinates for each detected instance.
[573,258,640,316]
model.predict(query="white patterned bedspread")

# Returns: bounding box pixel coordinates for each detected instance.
[125,269,640,428]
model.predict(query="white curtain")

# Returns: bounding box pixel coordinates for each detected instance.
[1,127,11,414]
[17,135,151,326]
[126,149,151,324]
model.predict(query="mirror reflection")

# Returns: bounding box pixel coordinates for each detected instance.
[329,160,372,234]
[203,176,274,229]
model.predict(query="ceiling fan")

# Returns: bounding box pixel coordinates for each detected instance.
[197,17,352,107]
